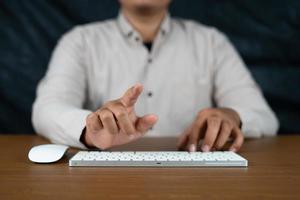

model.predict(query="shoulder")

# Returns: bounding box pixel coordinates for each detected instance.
[59,18,118,43]
[172,17,229,43]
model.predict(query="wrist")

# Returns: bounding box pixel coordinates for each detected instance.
[223,108,242,128]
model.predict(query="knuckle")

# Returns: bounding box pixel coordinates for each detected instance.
[195,116,205,125]
[114,107,127,118]
[86,114,98,130]
[213,109,222,116]
[199,108,224,118]
[198,108,212,117]
[115,111,126,119]
[87,124,98,134]
[86,113,95,123]
[196,111,203,118]
[100,110,112,120]
[208,117,220,125]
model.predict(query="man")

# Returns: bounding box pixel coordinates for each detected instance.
[32,0,279,152]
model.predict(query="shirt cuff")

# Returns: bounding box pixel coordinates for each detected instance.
[58,109,92,149]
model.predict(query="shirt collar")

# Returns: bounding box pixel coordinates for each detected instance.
[117,11,171,40]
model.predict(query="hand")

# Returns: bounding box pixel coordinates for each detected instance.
[83,83,158,149]
[177,108,243,152]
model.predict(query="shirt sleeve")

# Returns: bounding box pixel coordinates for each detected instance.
[211,29,279,138]
[32,27,91,148]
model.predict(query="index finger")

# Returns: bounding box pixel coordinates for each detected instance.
[120,83,143,107]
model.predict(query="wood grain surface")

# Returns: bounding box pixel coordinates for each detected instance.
[0,135,299,200]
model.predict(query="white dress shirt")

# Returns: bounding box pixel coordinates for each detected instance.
[32,12,279,148]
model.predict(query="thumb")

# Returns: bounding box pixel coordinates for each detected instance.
[135,114,158,133]
[121,83,143,107]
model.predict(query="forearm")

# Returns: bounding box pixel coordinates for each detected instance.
[211,29,279,137]
[32,26,93,148]
[217,87,279,138]
[32,101,91,148]
[231,106,279,138]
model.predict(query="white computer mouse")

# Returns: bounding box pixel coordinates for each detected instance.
[28,144,69,163]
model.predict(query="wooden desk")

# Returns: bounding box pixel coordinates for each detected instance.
[0,135,299,199]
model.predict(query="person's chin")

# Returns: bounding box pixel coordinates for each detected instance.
[133,5,161,15]
[133,0,157,6]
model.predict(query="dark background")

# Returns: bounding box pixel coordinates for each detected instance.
[0,0,299,134]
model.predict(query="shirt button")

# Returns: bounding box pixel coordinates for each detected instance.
[147,91,153,97]
[127,32,133,37]
[149,127,153,130]
[135,37,140,42]
[148,58,152,63]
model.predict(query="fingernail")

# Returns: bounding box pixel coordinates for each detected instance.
[201,145,210,152]
[189,144,196,152]
[135,83,142,89]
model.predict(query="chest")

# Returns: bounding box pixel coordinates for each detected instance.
[85,32,214,114]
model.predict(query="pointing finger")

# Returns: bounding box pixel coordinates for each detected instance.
[105,102,135,135]
[121,83,143,108]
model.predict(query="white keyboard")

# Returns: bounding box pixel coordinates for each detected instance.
[69,151,248,167]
